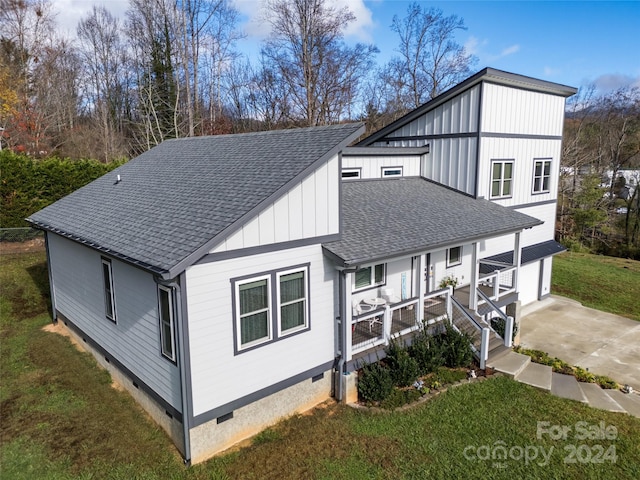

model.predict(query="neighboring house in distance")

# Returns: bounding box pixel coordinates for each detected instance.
[28,68,576,465]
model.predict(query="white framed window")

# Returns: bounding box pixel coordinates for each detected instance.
[353,263,385,292]
[447,246,462,267]
[382,166,403,177]
[342,168,361,179]
[277,267,308,336]
[491,160,514,199]
[158,285,176,362]
[236,275,272,350]
[101,258,116,323]
[532,159,552,194]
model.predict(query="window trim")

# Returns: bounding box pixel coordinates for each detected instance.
[352,263,386,293]
[101,257,117,323]
[381,166,403,178]
[532,158,552,195]
[276,266,310,337]
[158,285,177,363]
[490,159,514,199]
[341,168,361,179]
[446,246,462,268]
[235,273,272,351]
[232,263,311,355]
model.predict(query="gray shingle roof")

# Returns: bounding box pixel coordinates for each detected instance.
[322,177,543,266]
[479,240,566,274]
[28,123,364,278]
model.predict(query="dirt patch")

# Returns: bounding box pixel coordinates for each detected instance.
[0,238,45,254]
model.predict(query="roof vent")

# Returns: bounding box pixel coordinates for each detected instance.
[114,174,121,185]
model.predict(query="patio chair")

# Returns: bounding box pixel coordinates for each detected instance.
[352,299,380,332]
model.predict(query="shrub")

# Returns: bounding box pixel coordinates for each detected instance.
[379,388,421,410]
[490,316,518,343]
[357,362,393,403]
[595,375,618,389]
[408,331,445,375]
[384,338,419,387]
[440,321,474,368]
[433,367,467,385]
[573,366,596,383]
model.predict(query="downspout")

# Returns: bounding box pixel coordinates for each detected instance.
[160,276,191,465]
[335,266,356,402]
[44,231,57,323]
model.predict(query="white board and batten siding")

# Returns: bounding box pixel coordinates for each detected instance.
[185,244,336,417]
[210,155,340,253]
[342,154,421,179]
[47,233,182,410]
[481,83,566,136]
[424,137,477,194]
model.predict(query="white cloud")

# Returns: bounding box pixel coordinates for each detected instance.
[462,37,518,62]
[592,73,640,92]
[543,66,561,77]
[54,0,129,38]
[500,44,520,57]
[335,0,375,43]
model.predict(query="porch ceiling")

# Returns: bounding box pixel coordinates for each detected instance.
[323,177,542,266]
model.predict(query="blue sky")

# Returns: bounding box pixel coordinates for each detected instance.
[58,0,640,92]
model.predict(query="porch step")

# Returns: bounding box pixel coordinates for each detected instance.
[551,373,587,403]
[579,383,626,413]
[487,351,530,378]
[605,390,640,418]
[515,362,552,391]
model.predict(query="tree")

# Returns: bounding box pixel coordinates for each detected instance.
[388,3,476,109]
[261,0,377,126]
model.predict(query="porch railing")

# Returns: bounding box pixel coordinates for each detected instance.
[476,289,515,348]
[450,296,492,369]
[350,289,449,355]
[478,264,516,303]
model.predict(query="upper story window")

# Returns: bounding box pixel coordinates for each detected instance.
[342,168,361,179]
[101,258,116,323]
[353,263,385,292]
[382,166,403,177]
[532,159,552,194]
[158,285,176,362]
[491,160,514,199]
[447,246,462,267]
[233,265,310,353]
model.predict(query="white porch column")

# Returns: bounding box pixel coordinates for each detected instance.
[418,254,426,321]
[470,241,479,311]
[344,271,353,362]
[514,231,522,293]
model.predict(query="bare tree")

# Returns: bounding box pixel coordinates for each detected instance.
[389,3,476,108]
[261,0,377,126]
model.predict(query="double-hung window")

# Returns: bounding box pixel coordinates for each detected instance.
[532,159,552,194]
[158,286,176,362]
[353,263,385,291]
[237,276,271,348]
[101,258,116,323]
[491,160,514,199]
[277,269,308,335]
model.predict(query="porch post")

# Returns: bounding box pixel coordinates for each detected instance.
[344,271,353,363]
[514,232,521,293]
[446,286,453,319]
[480,327,490,370]
[418,254,426,323]
[470,242,479,311]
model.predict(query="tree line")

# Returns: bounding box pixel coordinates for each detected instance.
[0,0,474,161]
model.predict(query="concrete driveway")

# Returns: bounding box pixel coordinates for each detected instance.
[519,295,640,391]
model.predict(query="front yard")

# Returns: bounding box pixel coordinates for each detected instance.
[1,251,640,479]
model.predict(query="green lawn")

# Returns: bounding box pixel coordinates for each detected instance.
[552,252,640,321]
[2,252,640,479]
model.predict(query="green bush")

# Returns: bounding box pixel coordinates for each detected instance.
[433,367,467,385]
[573,366,596,383]
[379,388,421,410]
[384,338,419,387]
[440,321,474,368]
[595,375,618,389]
[490,316,518,343]
[408,331,445,375]
[357,362,393,403]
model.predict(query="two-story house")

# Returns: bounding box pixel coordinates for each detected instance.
[28,68,576,464]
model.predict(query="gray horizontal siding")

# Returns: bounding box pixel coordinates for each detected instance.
[48,233,182,410]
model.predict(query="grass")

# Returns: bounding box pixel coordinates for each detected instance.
[552,251,640,321]
[2,252,640,479]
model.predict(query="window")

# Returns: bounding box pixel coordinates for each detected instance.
[277,269,308,335]
[237,276,271,348]
[447,246,462,267]
[342,168,361,179]
[491,160,514,198]
[532,159,552,194]
[101,258,116,322]
[353,263,385,291]
[233,264,310,353]
[158,286,176,362]
[382,166,403,177]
